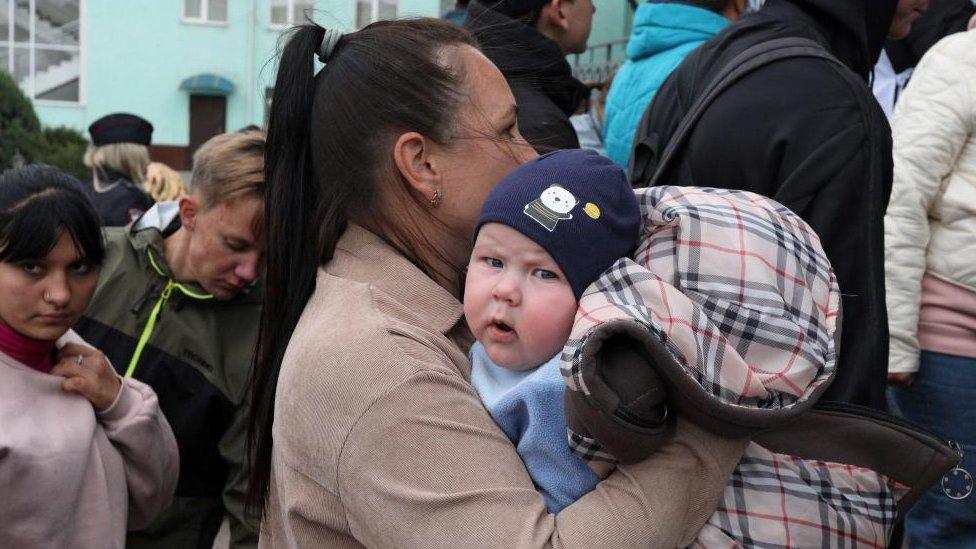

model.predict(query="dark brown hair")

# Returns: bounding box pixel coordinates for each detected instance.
[247,18,477,514]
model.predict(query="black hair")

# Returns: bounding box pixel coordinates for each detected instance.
[247,18,477,514]
[0,164,104,267]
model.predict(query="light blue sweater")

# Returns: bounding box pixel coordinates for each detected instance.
[470,342,598,513]
[604,2,729,170]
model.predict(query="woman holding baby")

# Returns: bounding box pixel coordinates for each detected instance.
[247,19,746,547]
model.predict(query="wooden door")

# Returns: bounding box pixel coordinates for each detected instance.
[188,95,227,166]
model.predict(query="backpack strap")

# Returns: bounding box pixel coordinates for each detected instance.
[630,37,845,188]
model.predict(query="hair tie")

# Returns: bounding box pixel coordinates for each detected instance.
[317,28,344,63]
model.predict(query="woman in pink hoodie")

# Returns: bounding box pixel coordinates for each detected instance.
[0,164,179,548]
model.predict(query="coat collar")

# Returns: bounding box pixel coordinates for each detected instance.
[327,224,466,336]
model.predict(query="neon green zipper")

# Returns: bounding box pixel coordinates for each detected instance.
[124,249,214,378]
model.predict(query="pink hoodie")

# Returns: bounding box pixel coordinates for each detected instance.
[0,331,179,548]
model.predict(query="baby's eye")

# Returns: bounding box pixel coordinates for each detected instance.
[534,269,559,280]
[485,257,503,269]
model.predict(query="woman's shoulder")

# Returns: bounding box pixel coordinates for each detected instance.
[292,268,464,367]
[273,268,471,473]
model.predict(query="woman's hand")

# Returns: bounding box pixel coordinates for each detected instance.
[51,342,122,411]
[887,372,916,388]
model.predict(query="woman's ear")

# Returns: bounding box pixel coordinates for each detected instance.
[393,131,441,204]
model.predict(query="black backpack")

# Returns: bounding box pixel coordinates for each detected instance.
[627,37,846,188]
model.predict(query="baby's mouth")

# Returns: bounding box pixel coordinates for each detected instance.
[490,319,515,334]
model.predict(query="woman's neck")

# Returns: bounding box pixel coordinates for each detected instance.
[0,321,56,373]
[364,220,468,299]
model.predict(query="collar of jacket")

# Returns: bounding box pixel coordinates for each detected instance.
[327,224,465,336]
[125,202,264,304]
[465,0,590,116]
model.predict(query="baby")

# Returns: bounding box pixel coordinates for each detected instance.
[463,149,665,512]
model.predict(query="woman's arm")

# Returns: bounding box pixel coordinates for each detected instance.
[334,369,744,548]
[885,37,974,376]
[97,377,180,530]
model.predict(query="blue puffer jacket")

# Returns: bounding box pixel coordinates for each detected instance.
[604,2,728,169]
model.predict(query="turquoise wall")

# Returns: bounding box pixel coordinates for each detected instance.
[588,0,632,48]
[37,0,304,147]
[34,0,632,146]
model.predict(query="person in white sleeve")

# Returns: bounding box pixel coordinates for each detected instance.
[885,28,976,546]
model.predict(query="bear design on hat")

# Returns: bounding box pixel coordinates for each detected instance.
[524,184,578,232]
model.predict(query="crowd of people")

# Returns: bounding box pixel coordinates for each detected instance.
[1,0,975,547]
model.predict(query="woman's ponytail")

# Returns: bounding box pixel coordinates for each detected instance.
[246,23,327,514]
[246,17,476,518]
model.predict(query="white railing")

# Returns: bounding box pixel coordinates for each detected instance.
[570,39,628,84]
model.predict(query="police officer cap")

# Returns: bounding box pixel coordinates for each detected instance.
[88,113,153,147]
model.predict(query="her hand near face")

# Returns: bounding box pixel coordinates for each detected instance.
[51,342,122,411]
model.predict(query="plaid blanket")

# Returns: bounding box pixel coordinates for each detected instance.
[561,187,903,546]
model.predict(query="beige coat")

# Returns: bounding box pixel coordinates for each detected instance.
[885,30,976,374]
[260,224,746,548]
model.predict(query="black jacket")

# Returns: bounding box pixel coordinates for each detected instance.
[640,0,897,409]
[87,168,154,227]
[466,1,589,152]
[885,0,974,72]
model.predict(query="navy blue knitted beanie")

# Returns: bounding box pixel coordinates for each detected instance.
[475,149,641,299]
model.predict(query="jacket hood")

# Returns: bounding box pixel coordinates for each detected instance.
[465,0,589,115]
[627,2,729,61]
[564,186,841,424]
[764,0,897,77]
[130,201,180,236]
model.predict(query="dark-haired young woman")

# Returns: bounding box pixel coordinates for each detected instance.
[0,165,178,547]
[248,19,746,547]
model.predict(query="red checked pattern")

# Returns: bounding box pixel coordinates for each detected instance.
[564,186,839,406]
[561,187,903,546]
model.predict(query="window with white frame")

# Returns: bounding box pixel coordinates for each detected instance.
[1,0,83,103]
[270,0,313,27]
[355,0,396,29]
[183,0,227,24]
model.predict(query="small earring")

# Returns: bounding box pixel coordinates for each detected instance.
[429,188,443,208]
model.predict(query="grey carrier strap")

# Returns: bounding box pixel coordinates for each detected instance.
[629,37,846,188]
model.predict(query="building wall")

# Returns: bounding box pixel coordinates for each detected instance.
[588,0,632,49]
[32,0,631,153]
[36,1,282,151]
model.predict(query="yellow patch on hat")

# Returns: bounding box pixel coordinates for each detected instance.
[583,203,601,219]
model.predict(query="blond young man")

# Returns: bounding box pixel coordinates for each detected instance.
[75,131,266,548]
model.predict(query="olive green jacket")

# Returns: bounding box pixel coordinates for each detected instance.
[76,202,262,548]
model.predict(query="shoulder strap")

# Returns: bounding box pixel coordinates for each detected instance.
[630,37,845,188]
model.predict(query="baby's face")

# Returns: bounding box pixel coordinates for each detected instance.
[464,223,578,370]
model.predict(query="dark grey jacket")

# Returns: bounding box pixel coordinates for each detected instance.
[466,1,589,153]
